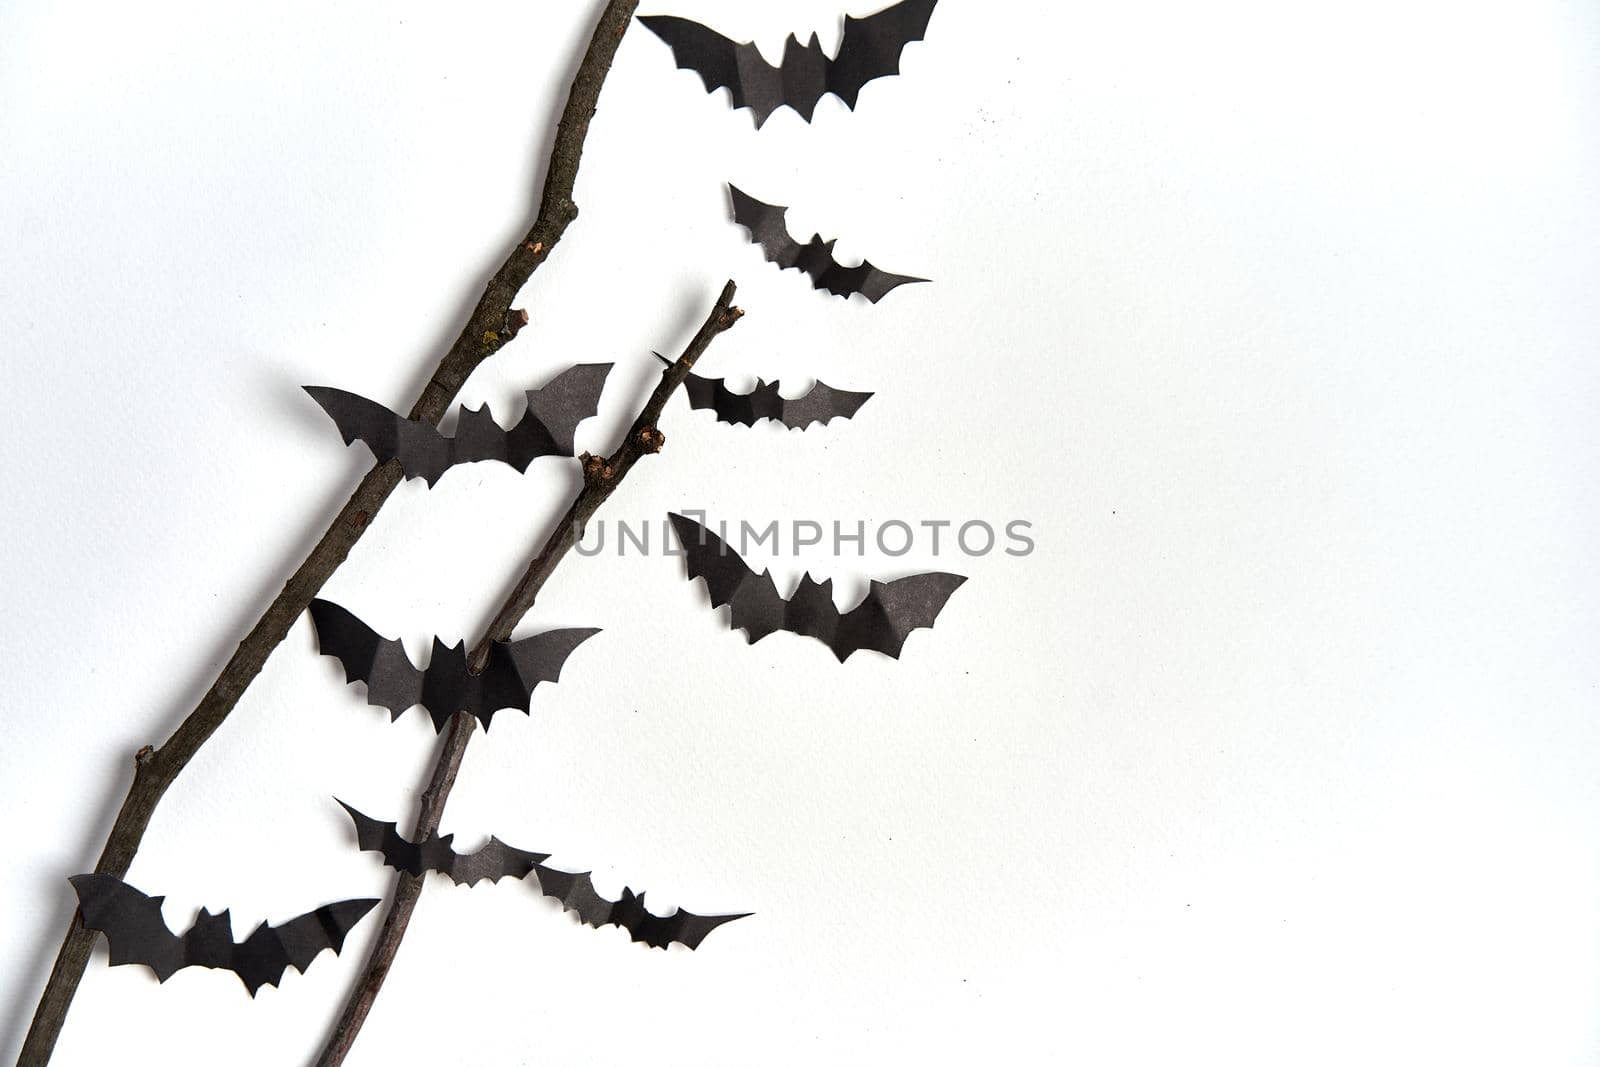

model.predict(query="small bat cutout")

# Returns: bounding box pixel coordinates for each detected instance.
[70,874,378,996]
[669,513,965,661]
[639,0,939,127]
[338,801,548,885]
[529,865,750,951]
[729,184,927,302]
[305,362,612,486]
[656,354,872,429]
[308,599,599,732]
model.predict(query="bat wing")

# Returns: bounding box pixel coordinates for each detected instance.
[503,362,614,468]
[729,184,805,268]
[833,572,967,661]
[303,386,451,486]
[339,799,424,872]
[471,627,603,730]
[830,0,940,109]
[669,512,791,643]
[816,258,929,303]
[71,873,186,982]
[531,867,750,951]
[71,874,377,996]
[771,380,874,428]
[636,15,783,125]
[308,599,427,720]
[728,184,928,302]
[338,801,549,886]
[231,898,379,996]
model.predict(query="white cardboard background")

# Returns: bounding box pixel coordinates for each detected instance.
[2,1,1598,1063]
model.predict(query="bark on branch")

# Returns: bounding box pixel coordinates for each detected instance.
[15,3,640,1063]
[312,281,743,1067]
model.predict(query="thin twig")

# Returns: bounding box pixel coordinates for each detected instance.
[313,281,743,1067]
[15,3,640,1063]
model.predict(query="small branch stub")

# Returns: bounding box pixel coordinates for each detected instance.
[638,427,665,453]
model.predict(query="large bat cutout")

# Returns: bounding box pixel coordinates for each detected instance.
[308,599,599,732]
[305,362,612,486]
[70,874,378,996]
[668,513,965,661]
[729,184,927,303]
[655,354,872,429]
[638,0,939,128]
[338,801,549,885]
[528,865,749,951]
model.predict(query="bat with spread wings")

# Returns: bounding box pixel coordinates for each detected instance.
[528,865,750,951]
[70,874,378,996]
[669,513,965,661]
[338,801,549,885]
[729,184,927,303]
[304,362,612,486]
[308,599,599,732]
[638,0,939,127]
[656,354,872,429]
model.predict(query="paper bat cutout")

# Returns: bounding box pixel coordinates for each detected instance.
[308,599,599,732]
[338,801,549,885]
[69,874,378,996]
[304,362,613,486]
[669,513,964,661]
[654,354,872,429]
[339,804,749,949]
[638,0,939,127]
[528,865,750,951]
[729,184,927,303]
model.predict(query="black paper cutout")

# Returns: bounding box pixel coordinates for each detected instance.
[638,0,939,128]
[308,599,599,732]
[339,806,750,950]
[669,513,965,661]
[528,865,750,950]
[655,354,872,429]
[69,874,378,996]
[729,184,928,303]
[337,801,549,885]
[304,362,613,487]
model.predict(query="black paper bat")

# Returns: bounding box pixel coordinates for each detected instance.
[338,801,549,885]
[69,874,378,996]
[308,599,599,732]
[729,184,927,303]
[638,0,939,127]
[655,354,872,429]
[528,864,750,951]
[304,362,612,486]
[669,513,964,661]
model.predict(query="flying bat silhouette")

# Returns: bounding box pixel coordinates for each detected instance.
[69,874,378,996]
[337,801,549,885]
[308,599,599,732]
[638,0,939,127]
[668,513,965,661]
[528,865,750,951]
[304,362,612,486]
[729,184,928,303]
[338,804,748,949]
[654,354,872,429]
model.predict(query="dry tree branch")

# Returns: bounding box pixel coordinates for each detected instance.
[313,281,743,1067]
[15,2,641,1063]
